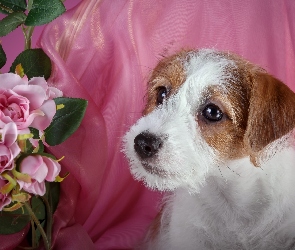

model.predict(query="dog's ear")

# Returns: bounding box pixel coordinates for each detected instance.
[244,72,295,157]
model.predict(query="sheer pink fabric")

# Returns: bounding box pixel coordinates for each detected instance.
[1,0,295,249]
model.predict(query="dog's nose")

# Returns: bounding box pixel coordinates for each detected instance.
[134,132,163,159]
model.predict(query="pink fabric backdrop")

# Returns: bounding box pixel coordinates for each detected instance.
[1,0,295,249]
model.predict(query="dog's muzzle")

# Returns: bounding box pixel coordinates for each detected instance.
[134,132,163,159]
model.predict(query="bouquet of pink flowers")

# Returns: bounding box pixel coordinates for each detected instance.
[0,73,63,204]
[0,1,87,249]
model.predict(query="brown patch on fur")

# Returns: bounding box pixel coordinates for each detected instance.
[143,50,190,115]
[196,55,254,160]
[245,72,295,154]
[143,49,295,164]
[197,88,249,160]
[198,54,295,163]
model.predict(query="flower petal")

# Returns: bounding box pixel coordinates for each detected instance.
[43,157,61,182]
[0,73,26,90]
[30,100,56,130]
[28,77,48,90]
[0,145,14,173]
[0,114,13,128]
[34,160,48,182]
[16,109,44,130]
[47,87,63,100]
[20,155,47,182]
[0,195,11,211]
[21,180,46,196]
[13,85,46,110]
[2,123,18,147]
[34,181,46,196]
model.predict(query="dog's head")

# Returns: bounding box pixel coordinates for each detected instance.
[123,49,295,192]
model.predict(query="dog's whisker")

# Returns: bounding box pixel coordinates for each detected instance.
[258,166,268,175]
[226,166,241,177]
[217,165,224,178]
[137,63,154,70]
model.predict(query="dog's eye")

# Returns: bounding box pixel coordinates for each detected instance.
[202,104,223,122]
[156,86,168,105]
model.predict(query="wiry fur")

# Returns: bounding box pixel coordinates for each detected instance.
[122,49,295,249]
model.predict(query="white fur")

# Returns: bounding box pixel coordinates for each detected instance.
[123,50,234,193]
[146,146,295,250]
[122,49,295,249]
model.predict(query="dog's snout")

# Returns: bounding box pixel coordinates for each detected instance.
[134,132,163,159]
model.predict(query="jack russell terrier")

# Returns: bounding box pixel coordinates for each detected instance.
[123,49,295,250]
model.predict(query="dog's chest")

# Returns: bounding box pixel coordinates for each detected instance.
[168,184,265,249]
[160,175,295,250]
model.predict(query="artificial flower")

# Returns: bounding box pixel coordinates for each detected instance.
[0,73,57,130]
[0,123,20,174]
[29,77,63,100]
[18,155,61,196]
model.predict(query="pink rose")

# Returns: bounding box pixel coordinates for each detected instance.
[0,178,12,211]
[0,73,59,130]
[0,123,20,174]
[18,155,61,196]
[29,77,63,100]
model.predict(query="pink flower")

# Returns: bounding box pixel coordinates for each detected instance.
[29,77,63,100]
[0,123,20,174]
[0,73,59,130]
[18,155,61,196]
[0,178,12,211]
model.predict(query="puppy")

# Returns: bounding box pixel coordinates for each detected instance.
[123,49,295,250]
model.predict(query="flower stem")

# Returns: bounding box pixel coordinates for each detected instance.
[40,196,52,245]
[20,0,34,50]
[22,25,35,50]
[24,202,51,250]
[30,220,37,248]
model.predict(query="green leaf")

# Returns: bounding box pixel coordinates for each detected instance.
[32,196,45,221]
[0,205,30,234]
[24,138,34,154]
[0,12,26,37]
[0,43,6,69]
[27,197,46,248]
[0,0,26,14]
[45,182,60,214]
[9,48,51,79]
[45,98,88,146]
[25,0,66,26]
[29,127,40,139]
[37,140,44,153]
